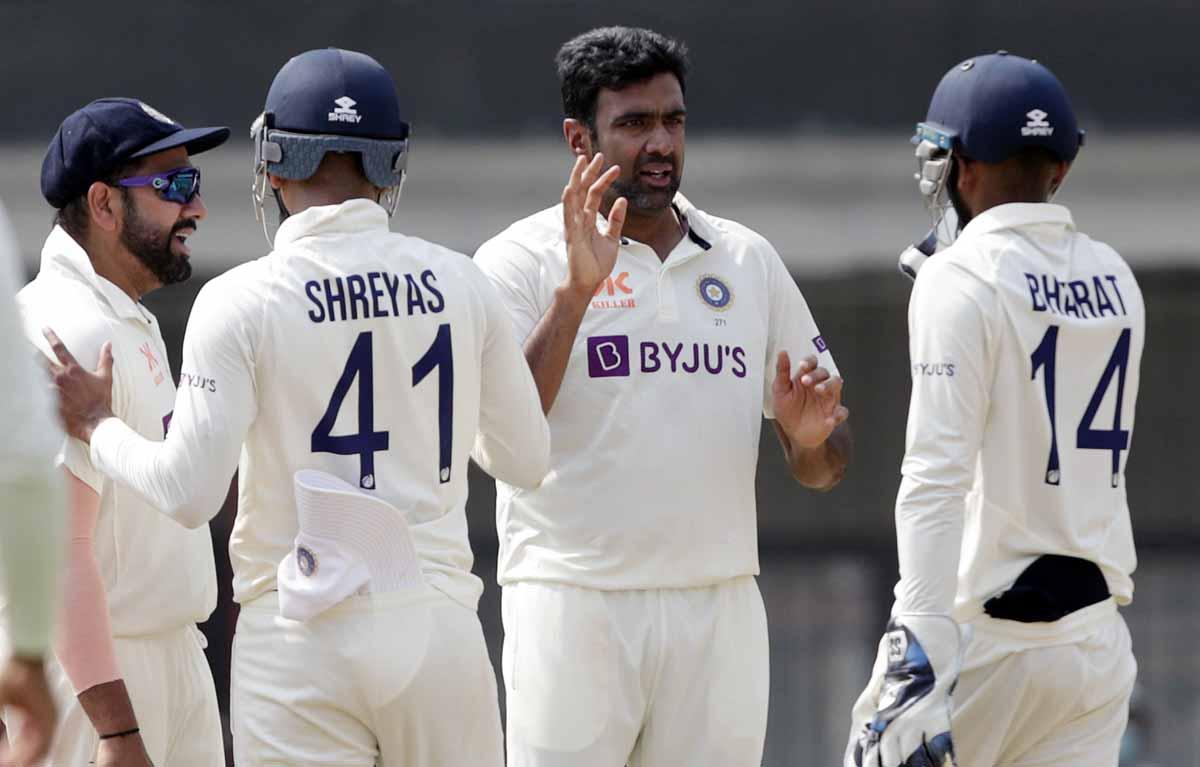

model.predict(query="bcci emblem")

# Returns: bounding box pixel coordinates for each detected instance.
[296,545,318,578]
[697,274,732,311]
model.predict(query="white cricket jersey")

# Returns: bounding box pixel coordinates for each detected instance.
[474,193,838,590]
[15,226,217,637]
[0,201,64,656]
[88,200,549,610]
[893,203,1142,624]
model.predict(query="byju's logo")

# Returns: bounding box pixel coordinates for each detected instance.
[329,96,363,124]
[1021,109,1054,137]
[587,335,630,377]
[588,335,747,379]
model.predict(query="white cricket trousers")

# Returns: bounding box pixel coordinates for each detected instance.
[4,624,223,767]
[847,600,1136,767]
[502,576,770,767]
[231,587,504,767]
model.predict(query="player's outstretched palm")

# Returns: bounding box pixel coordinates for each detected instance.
[561,153,627,297]
[772,351,848,449]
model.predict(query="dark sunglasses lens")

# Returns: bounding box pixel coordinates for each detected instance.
[164,170,200,203]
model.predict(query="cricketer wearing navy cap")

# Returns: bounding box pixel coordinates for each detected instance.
[848,52,1142,767]
[7,97,228,767]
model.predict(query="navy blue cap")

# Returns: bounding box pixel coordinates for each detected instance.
[264,48,409,140]
[41,98,230,208]
[917,52,1084,164]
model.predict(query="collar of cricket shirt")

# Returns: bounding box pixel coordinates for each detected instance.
[273,198,390,250]
[958,202,1075,242]
[40,225,148,321]
[671,193,716,251]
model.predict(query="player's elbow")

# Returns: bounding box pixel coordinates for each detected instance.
[509,430,551,490]
[153,485,219,530]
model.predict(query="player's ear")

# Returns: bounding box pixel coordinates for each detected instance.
[86,181,119,233]
[563,119,592,159]
[1048,160,1072,198]
[953,155,979,198]
[267,173,285,191]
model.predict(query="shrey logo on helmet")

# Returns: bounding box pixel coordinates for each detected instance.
[328,96,362,124]
[1022,109,1053,137]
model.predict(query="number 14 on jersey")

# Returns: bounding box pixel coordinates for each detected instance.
[1031,325,1131,488]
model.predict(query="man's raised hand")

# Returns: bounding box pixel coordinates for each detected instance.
[772,351,849,449]
[561,153,627,299]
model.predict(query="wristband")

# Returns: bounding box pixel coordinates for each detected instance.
[98,727,139,740]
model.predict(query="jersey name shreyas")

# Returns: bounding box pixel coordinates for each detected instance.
[303,268,445,323]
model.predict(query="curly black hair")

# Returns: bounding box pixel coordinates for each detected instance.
[555,27,689,130]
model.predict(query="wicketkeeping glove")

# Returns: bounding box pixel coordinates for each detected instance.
[850,614,965,767]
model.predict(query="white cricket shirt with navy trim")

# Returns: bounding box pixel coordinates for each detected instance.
[893,203,1142,623]
[475,193,838,590]
[88,200,548,610]
[17,226,217,637]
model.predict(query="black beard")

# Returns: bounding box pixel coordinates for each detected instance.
[120,197,193,286]
[609,174,680,212]
[273,187,291,223]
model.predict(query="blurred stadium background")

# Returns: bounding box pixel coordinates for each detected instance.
[2,2,1197,764]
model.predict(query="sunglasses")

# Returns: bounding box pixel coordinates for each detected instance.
[116,167,201,205]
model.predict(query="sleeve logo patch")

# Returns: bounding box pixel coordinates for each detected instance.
[813,335,828,353]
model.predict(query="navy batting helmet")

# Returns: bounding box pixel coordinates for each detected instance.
[915,51,1084,163]
[251,48,411,230]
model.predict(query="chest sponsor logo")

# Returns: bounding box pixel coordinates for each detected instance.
[592,271,636,310]
[139,342,165,386]
[587,335,630,377]
[697,274,732,311]
[586,334,747,379]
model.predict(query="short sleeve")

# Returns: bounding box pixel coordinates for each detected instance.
[762,242,838,418]
[473,237,546,344]
[469,265,550,489]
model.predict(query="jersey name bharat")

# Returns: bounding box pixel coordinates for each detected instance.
[934,206,1141,618]
[222,209,485,609]
[480,199,833,590]
[17,230,216,636]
